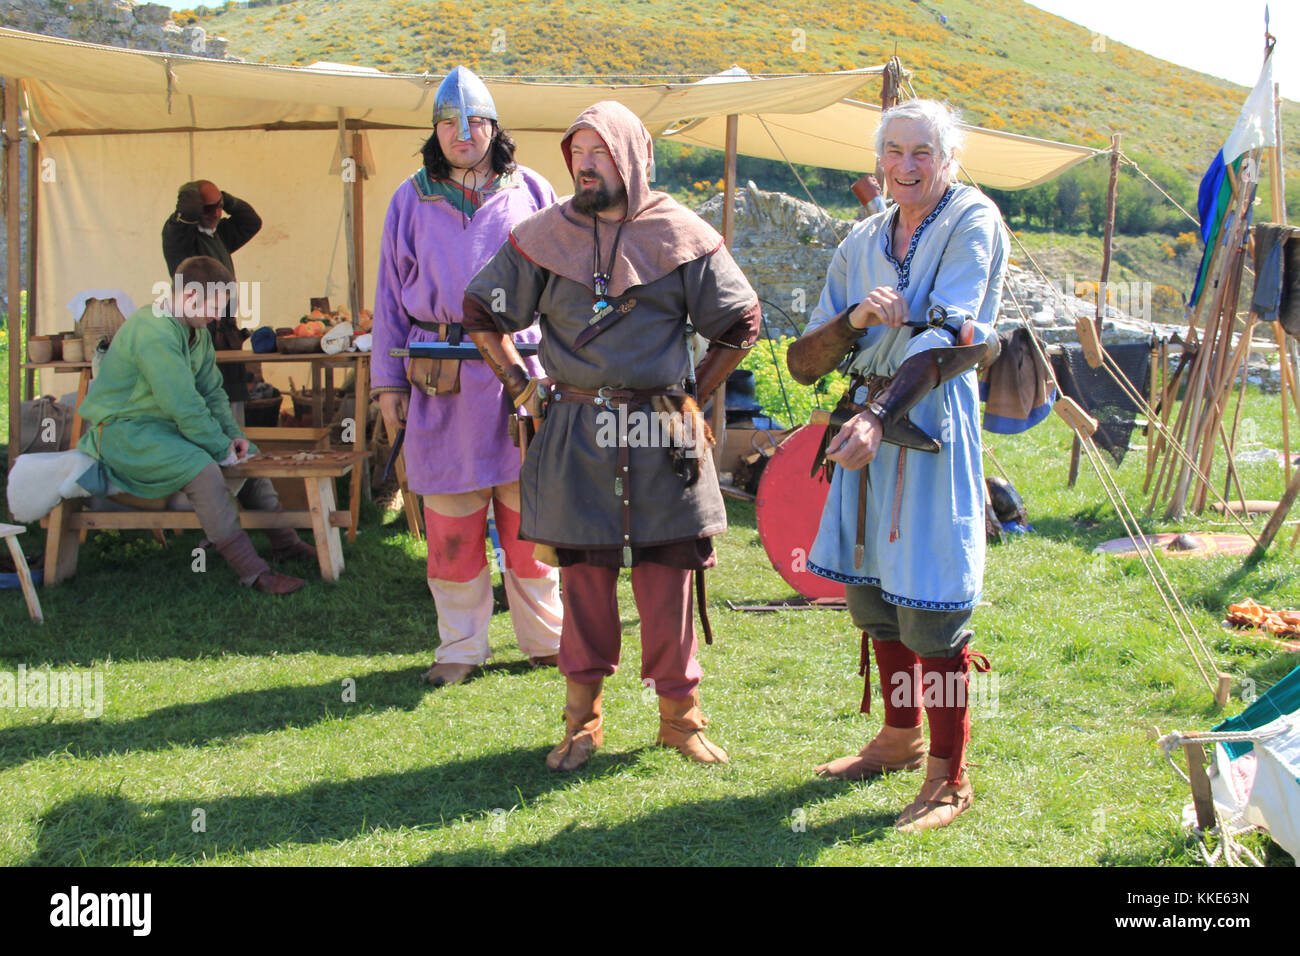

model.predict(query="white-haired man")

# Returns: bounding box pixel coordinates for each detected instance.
[788,99,1008,832]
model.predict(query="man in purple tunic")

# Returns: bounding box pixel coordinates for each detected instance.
[371,67,562,686]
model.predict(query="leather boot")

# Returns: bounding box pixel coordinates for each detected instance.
[421,661,476,687]
[546,678,603,771]
[268,525,316,562]
[214,530,305,595]
[656,690,728,764]
[815,637,924,778]
[894,755,973,832]
[894,644,989,832]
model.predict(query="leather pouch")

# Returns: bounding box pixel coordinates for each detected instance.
[407,356,461,396]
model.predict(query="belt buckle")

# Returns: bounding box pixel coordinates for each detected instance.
[595,385,614,407]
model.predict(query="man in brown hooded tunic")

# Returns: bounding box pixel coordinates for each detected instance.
[463,101,760,770]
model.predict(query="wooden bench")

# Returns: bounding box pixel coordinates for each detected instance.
[1,523,43,623]
[41,449,368,586]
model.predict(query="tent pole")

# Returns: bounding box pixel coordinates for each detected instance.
[350,130,370,508]
[714,113,739,472]
[350,132,366,313]
[1270,83,1286,226]
[1258,80,1300,552]
[25,133,38,402]
[1071,134,1121,485]
[4,78,21,471]
[1270,83,1295,485]
[876,57,902,198]
[1095,134,1120,344]
[338,111,360,323]
[721,114,737,249]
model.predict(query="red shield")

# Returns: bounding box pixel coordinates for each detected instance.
[754,424,845,600]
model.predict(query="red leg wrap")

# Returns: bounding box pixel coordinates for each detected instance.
[424,504,489,583]
[920,645,991,784]
[875,639,922,729]
[493,500,551,578]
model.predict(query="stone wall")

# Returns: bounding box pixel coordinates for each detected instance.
[0,0,231,59]
[695,181,1181,346]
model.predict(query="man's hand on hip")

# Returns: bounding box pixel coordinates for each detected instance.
[825,410,883,470]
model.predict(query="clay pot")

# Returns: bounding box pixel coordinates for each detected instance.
[27,336,53,364]
[62,338,85,363]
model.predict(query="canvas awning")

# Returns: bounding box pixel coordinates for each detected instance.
[663,99,1098,190]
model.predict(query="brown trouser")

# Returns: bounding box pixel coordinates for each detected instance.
[182,462,280,542]
[558,562,702,700]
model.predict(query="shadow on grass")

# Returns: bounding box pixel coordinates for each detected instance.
[418,780,897,866]
[0,666,434,773]
[24,764,895,866]
[1028,513,1136,552]
[1,508,444,665]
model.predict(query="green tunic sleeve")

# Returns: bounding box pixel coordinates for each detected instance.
[137,320,235,460]
[194,330,243,442]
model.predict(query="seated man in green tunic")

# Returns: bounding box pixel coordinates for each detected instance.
[77,255,313,595]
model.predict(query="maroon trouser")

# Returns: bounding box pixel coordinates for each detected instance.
[558,562,702,700]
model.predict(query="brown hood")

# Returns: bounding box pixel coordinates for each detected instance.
[510,100,723,298]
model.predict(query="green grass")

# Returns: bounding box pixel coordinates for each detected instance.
[1,381,1297,865]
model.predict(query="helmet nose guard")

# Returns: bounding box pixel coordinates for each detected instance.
[433,65,498,142]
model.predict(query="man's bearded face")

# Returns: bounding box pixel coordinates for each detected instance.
[572,173,627,215]
[570,128,627,215]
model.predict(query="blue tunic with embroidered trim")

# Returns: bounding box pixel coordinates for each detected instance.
[805,184,1009,611]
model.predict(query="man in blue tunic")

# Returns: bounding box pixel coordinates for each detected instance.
[788,99,1008,832]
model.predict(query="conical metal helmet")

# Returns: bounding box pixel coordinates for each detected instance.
[433,66,498,142]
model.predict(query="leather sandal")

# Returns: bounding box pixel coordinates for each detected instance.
[895,756,973,832]
[814,724,925,779]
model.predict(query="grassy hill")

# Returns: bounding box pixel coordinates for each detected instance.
[168,0,1300,304]
[184,0,1300,184]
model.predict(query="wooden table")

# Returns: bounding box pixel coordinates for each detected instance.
[22,349,373,543]
[215,349,371,542]
[42,449,368,585]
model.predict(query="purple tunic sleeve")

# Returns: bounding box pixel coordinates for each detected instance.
[371,191,414,395]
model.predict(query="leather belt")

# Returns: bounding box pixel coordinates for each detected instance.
[549,383,683,408]
[408,316,464,345]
